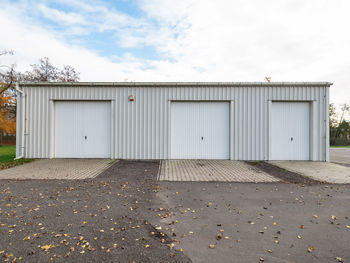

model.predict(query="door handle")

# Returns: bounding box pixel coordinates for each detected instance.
[291,137,293,141]
[85,136,87,140]
[201,136,204,140]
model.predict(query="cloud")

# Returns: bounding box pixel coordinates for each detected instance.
[38,4,87,25]
[0,0,349,106]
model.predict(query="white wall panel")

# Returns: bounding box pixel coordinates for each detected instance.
[16,83,331,161]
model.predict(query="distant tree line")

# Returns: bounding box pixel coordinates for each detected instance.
[0,50,80,142]
[330,103,350,146]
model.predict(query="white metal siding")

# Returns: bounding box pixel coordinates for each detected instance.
[171,102,230,159]
[55,101,111,158]
[271,102,310,160]
[16,83,330,161]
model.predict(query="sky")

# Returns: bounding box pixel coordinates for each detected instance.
[0,0,349,106]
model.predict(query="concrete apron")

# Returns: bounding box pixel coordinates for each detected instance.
[269,161,350,184]
[158,160,280,183]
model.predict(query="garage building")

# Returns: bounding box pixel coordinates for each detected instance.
[15,82,332,161]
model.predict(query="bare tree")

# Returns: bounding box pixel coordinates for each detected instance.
[264,76,271,82]
[0,50,17,94]
[58,65,80,82]
[23,57,80,82]
[24,57,59,81]
[0,52,80,123]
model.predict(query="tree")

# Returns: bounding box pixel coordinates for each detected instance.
[0,52,80,139]
[0,50,17,95]
[264,76,271,82]
[330,103,350,145]
[0,89,16,135]
[24,57,58,81]
[0,50,16,138]
[329,103,338,145]
[58,65,80,82]
[24,57,80,82]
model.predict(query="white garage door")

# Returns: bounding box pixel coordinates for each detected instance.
[171,102,230,159]
[55,101,111,158]
[271,102,310,160]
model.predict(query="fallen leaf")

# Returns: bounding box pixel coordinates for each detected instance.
[208,244,215,249]
[41,244,54,252]
[335,257,343,262]
[307,246,315,253]
[168,243,175,249]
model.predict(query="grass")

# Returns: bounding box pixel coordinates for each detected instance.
[330,145,350,148]
[0,145,34,170]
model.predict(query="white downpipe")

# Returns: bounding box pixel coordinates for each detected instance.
[15,83,26,160]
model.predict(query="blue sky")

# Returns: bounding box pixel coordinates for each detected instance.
[19,0,164,60]
[0,0,350,107]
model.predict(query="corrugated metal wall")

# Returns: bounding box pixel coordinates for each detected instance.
[16,84,330,161]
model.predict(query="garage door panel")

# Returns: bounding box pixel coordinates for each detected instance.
[171,102,230,159]
[271,102,310,160]
[81,103,111,158]
[55,102,82,157]
[199,102,230,159]
[55,101,111,158]
[171,103,201,159]
[291,103,310,160]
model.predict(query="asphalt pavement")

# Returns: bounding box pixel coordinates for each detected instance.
[155,181,350,263]
[330,148,350,166]
[1,160,349,263]
[0,160,190,263]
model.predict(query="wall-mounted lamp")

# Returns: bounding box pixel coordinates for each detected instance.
[128,94,135,102]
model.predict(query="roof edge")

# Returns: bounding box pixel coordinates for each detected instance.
[19,81,333,87]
